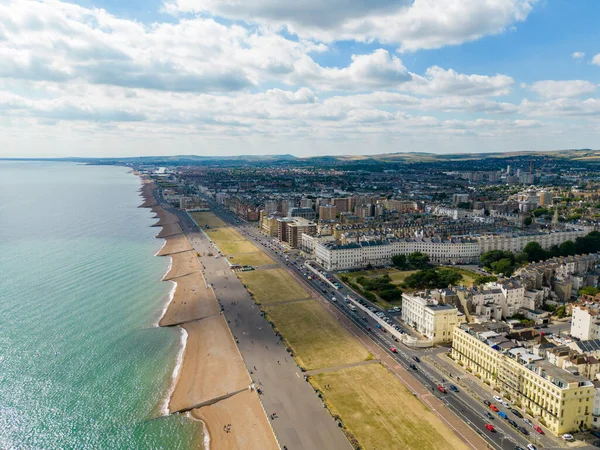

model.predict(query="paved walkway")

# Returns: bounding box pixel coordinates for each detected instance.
[175,209,352,450]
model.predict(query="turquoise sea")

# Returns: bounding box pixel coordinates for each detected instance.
[0,162,201,449]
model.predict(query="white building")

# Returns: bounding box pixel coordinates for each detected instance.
[571,303,600,341]
[401,294,458,344]
[314,230,586,271]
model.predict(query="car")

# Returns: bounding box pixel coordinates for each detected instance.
[524,419,533,427]
[497,411,507,419]
[562,434,574,441]
[501,401,510,407]
[493,395,502,402]
[390,347,397,353]
[517,426,529,436]
[592,440,600,448]
[511,409,523,418]
[515,447,525,450]
[485,424,495,432]
[533,425,544,434]
[490,404,499,412]
[527,445,537,450]
[485,412,494,420]
[331,297,337,302]
[409,364,418,370]
[366,326,372,331]
[449,385,459,392]
[437,385,446,393]
[483,400,491,406]
[413,356,421,363]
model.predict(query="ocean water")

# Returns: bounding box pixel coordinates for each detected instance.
[0,162,201,449]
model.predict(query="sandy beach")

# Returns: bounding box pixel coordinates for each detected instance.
[157,233,193,256]
[159,272,220,327]
[156,222,183,239]
[137,177,279,450]
[169,314,251,413]
[163,250,203,281]
[191,389,279,450]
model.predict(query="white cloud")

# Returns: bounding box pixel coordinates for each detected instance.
[520,98,600,117]
[168,0,537,51]
[528,80,597,98]
[289,49,412,91]
[409,67,514,97]
[593,54,600,66]
[572,51,585,59]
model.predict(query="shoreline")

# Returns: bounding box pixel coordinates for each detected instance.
[137,176,278,450]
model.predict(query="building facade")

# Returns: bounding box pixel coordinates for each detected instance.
[452,324,595,435]
[401,294,458,344]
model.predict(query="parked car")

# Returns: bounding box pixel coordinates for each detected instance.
[409,364,418,370]
[390,347,397,353]
[485,424,494,432]
[493,395,502,402]
[483,400,491,406]
[517,426,529,436]
[562,434,574,441]
[490,404,499,412]
[507,419,518,428]
[413,356,421,363]
[511,409,523,418]
[501,401,510,408]
[485,412,494,420]
[437,385,446,394]
[533,425,544,434]
[449,385,459,392]
[524,419,533,427]
[498,411,507,419]
[527,445,538,450]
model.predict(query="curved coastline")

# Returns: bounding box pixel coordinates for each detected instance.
[136,175,279,450]
[137,176,208,448]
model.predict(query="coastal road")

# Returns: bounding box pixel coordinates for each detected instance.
[171,207,352,450]
[204,200,576,450]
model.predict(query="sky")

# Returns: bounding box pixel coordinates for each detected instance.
[1,0,599,158]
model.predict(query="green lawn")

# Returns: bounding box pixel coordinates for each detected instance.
[344,268,416,309]
[238,268,310,304]
[312,364,468,450]
[265,300,372,370]
[228,252,274,267]
[190,211,227,229]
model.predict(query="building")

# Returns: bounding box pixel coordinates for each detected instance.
[287,207,316,220]
[453,193,470,205]
[286,218,317,248]
[333,198,353,214]
[319,204,337,221]
[401,294,458,344]
[264,199,279,214]
[571,302,600,341]
[477,230,586,254]
[452,323,595,435]
[261,213,282,237]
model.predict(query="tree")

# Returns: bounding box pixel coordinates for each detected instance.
[533,208,549,218]
[523,216,533,227]
[558,240,577,257]
[579,286,600,296]
[556,305,566,318]
[490,258,514,276]
[480,250,514,268]
[392,254,407,269]
[522,241,549,262]
[407,252,430,270]
[457,202,472,210]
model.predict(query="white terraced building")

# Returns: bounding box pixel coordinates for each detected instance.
[314,230,586,271]
[401,294,459,344]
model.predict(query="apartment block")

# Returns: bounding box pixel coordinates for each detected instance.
[452,323,595,435]
[401,294,458,344]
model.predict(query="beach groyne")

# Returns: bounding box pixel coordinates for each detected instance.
[138,178,277,450]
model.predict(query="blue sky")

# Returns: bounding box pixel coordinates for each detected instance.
[0,0,599,157]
